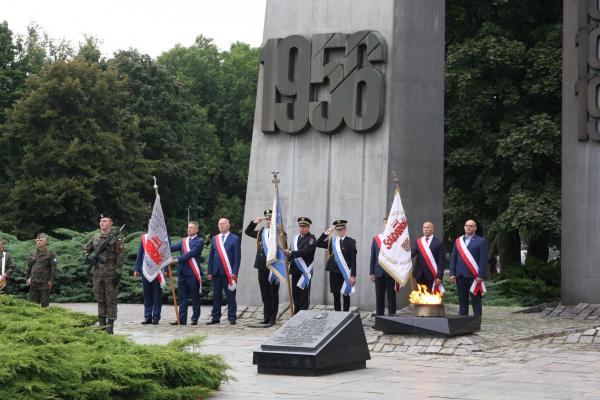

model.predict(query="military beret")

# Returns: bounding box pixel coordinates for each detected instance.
[298,217,312,226]
[333,219,347,230]
[264,209,273,217]
[36,233,48,240]
[98,212,113,221]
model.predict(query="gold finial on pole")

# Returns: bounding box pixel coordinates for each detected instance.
[271,170,280,187]
[391,170,400,192]
[153,176,159,195]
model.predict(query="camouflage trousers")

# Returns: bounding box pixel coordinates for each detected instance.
[93,275,119,319]
[29,282,50,307]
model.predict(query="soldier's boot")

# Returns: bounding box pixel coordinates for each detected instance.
[98,316,107,327]
[106,319,115,334]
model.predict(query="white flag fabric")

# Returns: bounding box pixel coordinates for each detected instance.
[378,188,413,287]
[265,188,288,285]
[142,193,172,283]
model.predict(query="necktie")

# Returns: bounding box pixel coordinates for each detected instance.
[426,236,430,243]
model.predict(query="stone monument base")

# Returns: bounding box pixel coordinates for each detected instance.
[374,315,481,337]
[253,310,370,376]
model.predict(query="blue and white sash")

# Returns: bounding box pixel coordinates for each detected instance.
[332,237,355,296]
[293,235,312,289]
[261,228,278,284]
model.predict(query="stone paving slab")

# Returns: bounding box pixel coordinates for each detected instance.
[58,302,600,399]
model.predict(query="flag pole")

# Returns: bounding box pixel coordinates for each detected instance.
[271,171,295,317]
[154,176,180,325]
[392,171,416,292]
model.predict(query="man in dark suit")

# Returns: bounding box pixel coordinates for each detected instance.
[169,221,204,325]
[284,217,317,314]
[244,209,280,325]
[450,219,488,317]
[411,221,445,292]
[207,218,242,325]
[134,238,165,325]
[370,218,397,316]
[316,219,357,312]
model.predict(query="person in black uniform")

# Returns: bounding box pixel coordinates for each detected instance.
[370,217,397,316]
[284,217,317,314]
[244,209,279,325]
[316,219,357,311]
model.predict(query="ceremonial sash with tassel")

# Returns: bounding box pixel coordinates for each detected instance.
[292,234,312,289]
[182,236,202,294]
[416,236,445,294]
[374,234,401,292]
[140,235,166,288]
[215,234,237,291]
[332,237,355,296]
[455,236,486,295]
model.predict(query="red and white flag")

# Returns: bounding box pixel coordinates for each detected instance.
[378,188,413,287]
[141,193,172,287]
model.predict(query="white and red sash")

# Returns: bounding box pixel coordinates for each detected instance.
[140,235,166,288]
[416,236,445,294]
[455,236,486,296]
[374,234,401,292]
[215,234,237,291]
[182,236,202,293]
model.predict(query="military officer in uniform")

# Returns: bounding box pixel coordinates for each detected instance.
[84,213,125,334]
[244,209,279,325]
[0,239,15,292]
[316,220,357,312]
[284,217,317,314]
[26,233,57,307]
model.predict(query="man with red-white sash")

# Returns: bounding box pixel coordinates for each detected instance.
[134,237,167,325]
[207,218,241,325]
[449,219,488,317]
[370,217,397,316]
[411,221,445,294]
[169,221,204,325]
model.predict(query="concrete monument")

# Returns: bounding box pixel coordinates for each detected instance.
[239,0,445,311]
[562,0,600,304]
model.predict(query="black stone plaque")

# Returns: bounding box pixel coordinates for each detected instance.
[374,315,481,337]
[253,310,370,375]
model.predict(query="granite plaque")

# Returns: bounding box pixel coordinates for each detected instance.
[253,310,370,375]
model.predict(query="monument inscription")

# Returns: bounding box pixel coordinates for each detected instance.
[260,31,387,135]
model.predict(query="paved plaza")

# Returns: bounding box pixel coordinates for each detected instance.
[59,303,600,399]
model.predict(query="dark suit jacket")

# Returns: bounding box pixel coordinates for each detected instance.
[316,233,356,276]
[170,236,204,278]
[450,234,488,279]
[208,233,241,276]
[244,221,267,270]
[288,233,317,276]
[370,236,386,278]
[411,236,445,281]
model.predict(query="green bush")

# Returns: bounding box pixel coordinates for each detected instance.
[1,230,217,304]
[0,295,229,399]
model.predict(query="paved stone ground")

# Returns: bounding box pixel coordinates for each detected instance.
[58,303,600,399]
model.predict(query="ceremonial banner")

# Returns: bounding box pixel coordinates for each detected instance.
[266,188,288,285]
[378,188,413,287]
[142,193,172,287]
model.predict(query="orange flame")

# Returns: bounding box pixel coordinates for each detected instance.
[409,284,443,305]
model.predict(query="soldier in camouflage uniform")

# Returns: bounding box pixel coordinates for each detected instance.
[26,233,57,307]
[84,213,125,334]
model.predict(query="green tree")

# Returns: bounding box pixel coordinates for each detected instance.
[0,58,149,237]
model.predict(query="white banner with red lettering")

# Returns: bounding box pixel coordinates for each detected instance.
[378,188,413,287]
[142,193,172,287]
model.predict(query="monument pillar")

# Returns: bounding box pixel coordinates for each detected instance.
[562,0,600,304]
[238,0,445,311]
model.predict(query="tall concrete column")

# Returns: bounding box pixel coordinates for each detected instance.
[238,0,445,311]
[562,0,600,304]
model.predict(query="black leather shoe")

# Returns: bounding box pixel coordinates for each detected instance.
[152,320,159,325]
[267,320,276,326]
[259,320,269,324]
[229,320,237,325]
[141,319,152,325]
[170,321,186,326]
[206,320,220,325]
[191,320,198,326]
